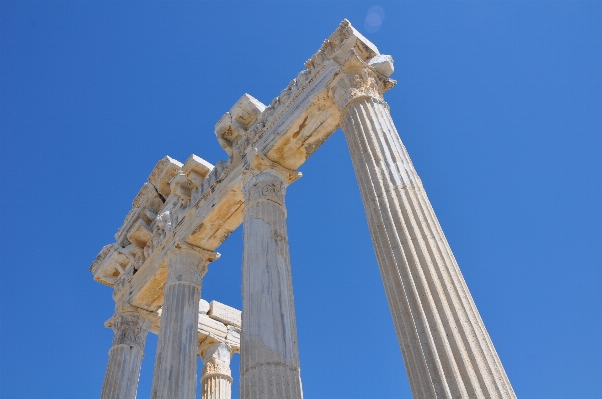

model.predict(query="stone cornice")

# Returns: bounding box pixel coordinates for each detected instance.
[245,148,302,186]
[329,49,397,115]
[304,19,379,71]
[91,19,396,313]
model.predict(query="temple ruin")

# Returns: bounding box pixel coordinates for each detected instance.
[90,19,516,399]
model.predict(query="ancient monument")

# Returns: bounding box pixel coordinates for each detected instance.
[90,20,516,399]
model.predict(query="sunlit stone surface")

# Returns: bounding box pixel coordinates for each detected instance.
[90,18,515,399]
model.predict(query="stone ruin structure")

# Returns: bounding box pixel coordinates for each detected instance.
[90,20,516,399]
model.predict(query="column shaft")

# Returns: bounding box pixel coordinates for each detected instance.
[240,169,303,399]
[151,247,213,399]
[101,312,149,399]
[341,96,515,399]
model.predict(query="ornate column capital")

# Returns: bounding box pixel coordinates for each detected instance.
[105,302,155,351]
[242,149,302,207]
[200,342,233,383]
[165,241,220,287]
[328,50,397,114]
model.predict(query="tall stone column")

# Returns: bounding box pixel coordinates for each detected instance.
[331,51,516,398]
[200,342,233,399]
[240,152,304,399]
[101,303,151,399]
[150,242,219,399]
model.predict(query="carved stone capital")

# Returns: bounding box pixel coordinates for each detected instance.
[304,19,379,71]
[105,303,155,351]
[200,342,233,381]
[242,171,285,207]
[242,149,301,207]
[165,241,219,287]
[215,94,266,158]
[329,50,397,114]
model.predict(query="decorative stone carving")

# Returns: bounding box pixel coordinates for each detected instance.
[202,344,231,378]
[242,150,302,209]
[100,303,155,399]
[305,19,379,71]
[132,250,145,270]
[148,156,183,198]
[329,50,396,113]
[91,19,516,399]
[165,241,219,287]
[242,172,285,207]
[113,265,135,300]
[199,342,233,399]
[216,94,266,158]
[170,172,194,202]
[108,311,151,351]
[89,244,135,287]
[127,219,152,248]
[182,154,214,182]
[115,182,165,248]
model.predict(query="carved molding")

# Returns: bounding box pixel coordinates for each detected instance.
[200,342,233,381]
[242,150,301,207]
[106,304,155,351]
[304,19,379,71]
[329,50,397,114]
[113,265,135,300]
[243,171,286,207]
[165,242,219,287]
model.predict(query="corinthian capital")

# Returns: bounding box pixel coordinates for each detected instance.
[242,149,302,207]
[165,241,220,287]
[200,342,233,381]
[329,50,397,113]
[105,303,156,351]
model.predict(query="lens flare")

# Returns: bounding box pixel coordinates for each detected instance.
[365,5,385,33]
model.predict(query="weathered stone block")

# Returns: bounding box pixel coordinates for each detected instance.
[127,219,152,248]
[208,300,242,328]
[198,313,228,339]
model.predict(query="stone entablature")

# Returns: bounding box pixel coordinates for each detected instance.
[147,299,241,354]
[90,19,387,311]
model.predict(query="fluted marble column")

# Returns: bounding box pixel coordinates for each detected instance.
[101,303,151,399]
[331,51,516,398]
[200,342,233,399]
[150,242,219,399]
[240,152,304,399]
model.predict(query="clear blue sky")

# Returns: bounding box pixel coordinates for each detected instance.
[1,2,600,398]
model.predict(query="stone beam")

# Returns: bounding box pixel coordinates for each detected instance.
[90,19,383,312]
[148,299,241,353]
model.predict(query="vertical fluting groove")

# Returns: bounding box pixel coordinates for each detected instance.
[365,99,476,396]
[151,260,202,399]
[349,104,452,398]
[201,375,232,399]
[101,344,144,399]
[241,170,303,399]
[346,108,431,397]
[344,109,429,397]
[345,108,439,398]
[373,100,502,395]
[340,97,516,398]
[101,310,148,399]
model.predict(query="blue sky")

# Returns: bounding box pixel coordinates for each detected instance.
[1,1,600,398]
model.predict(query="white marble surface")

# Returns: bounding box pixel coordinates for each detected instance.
[335,51,516,398]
